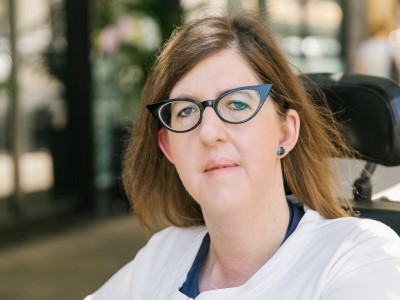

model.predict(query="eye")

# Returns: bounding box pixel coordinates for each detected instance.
[228,100,249,110]
[220,90,257,112]
[177,105,198,118]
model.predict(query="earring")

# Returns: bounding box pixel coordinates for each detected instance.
[277,146,285,156]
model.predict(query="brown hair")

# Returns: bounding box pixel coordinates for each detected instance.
[122,12,353,232]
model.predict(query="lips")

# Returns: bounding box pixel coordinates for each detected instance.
[204,159,238,172]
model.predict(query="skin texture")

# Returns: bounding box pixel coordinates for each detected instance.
[158,49,300,291]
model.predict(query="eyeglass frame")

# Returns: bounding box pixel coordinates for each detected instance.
[146,83,273,133]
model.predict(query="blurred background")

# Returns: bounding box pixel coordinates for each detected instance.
[0,0,400,299]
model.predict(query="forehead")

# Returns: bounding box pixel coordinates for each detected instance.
[170,49,261,99]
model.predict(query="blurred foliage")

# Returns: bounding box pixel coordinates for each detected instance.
[90,0,182,189]
[92,0,182,40]
[122,0,183,40]
[43,0,183,122]
[91,0,183,124]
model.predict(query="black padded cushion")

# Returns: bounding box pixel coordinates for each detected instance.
[303,73,400,166]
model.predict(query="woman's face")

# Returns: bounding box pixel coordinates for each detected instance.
[158,49,299,219]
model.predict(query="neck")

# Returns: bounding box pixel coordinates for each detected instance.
[199,194,289,291]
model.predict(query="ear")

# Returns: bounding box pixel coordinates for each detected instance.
[158,128,175,164]
[279,109,300,157]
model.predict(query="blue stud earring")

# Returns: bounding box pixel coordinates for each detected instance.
[277,146,285,156]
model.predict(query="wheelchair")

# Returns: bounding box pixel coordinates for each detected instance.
[305,73,400,234]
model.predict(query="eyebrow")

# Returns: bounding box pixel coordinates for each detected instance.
[169,86,241,101]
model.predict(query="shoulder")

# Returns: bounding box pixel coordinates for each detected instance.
[305,209,399,241]
[85,226,207,300]
[296,209,400,299]
[300,209,400,253]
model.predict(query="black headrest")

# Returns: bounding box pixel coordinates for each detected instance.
[303,73,400,166]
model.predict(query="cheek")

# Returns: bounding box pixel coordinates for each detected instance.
[168,136,197,175]
[168,143,200,201]
[169,141,185,168]
[241,119,281,154]
[237,119,282,171]
[243,135,277,168]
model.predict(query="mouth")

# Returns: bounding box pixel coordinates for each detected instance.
[204,159,239,173]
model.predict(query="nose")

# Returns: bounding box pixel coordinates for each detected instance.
[198,107,228,145]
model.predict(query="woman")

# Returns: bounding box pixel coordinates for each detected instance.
[86,13,400,299]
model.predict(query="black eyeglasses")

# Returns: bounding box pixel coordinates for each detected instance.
[146,83,273,133]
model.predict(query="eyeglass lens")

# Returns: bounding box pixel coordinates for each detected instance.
[158,89,261,132]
